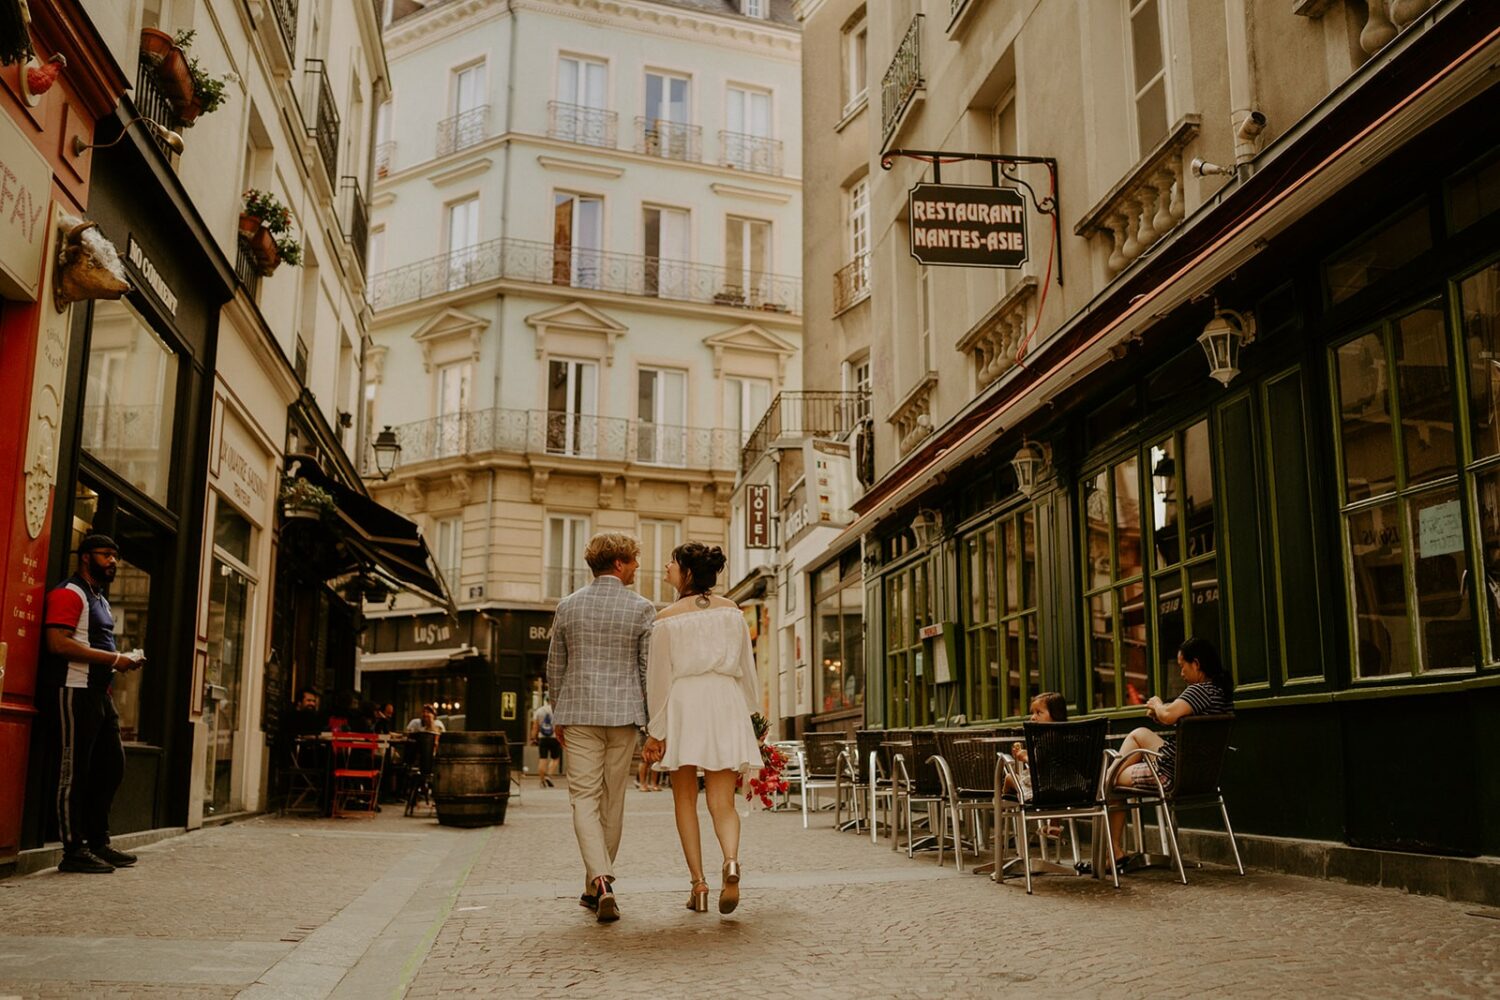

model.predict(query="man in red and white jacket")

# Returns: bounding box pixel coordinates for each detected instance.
[44,534,146,874]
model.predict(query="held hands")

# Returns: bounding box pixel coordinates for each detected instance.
[641,736,666,765]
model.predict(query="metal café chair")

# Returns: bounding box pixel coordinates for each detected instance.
[993,717,1117,894]
[853,729,898,841]
[1106,713,1245,884]
[932,728,1004,872]
[799,732,846,828]
[769,740,804,812]
[892,730,946,856]
[279,735,326,816]
[403,730,438,817]
[834,738,867,832]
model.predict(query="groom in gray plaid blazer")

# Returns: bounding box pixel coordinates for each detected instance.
[546,531,655,922]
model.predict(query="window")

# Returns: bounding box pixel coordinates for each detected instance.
[643,206,689,298]
[294,336,308,384]
[742,0,766,18]
[644,71,692,158]
[725,375,772,443]
[884,555,936,726]
[545,514,590,598]
[1335,301,1469,677]
[725,216,770,306]
[82,299,179,506]
[451,61,486,117]
[440,62,488,155]
[1146,421,1220,700]
[552,193,602,289]
[1461,261,1500,662]
[815,560,865,715]
[205,500,256,814]
[918,268,934,372]
[546,358,598,457]
[725,86,773,171]
[434,515,463,589]
[842,16,868,116]
[844,356,872,424]
[1081,455,1148,710]
[637,367,687,465]
[960,507,1040,720]
[367,226,386,281]
[434,362,470,457]
[1323,205,1432,307]
[1125,0,1170,156]
[555,55,608,146]
[849,178,870,265]
[445,196,480,290]
[638,519,681,603]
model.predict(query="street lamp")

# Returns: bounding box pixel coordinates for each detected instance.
[1197,305,1256,387]
[372,425,401,480]
[910,508,941,549]
[1011,441,1048,498]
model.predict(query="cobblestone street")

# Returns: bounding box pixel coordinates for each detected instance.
[1,784,1497,999]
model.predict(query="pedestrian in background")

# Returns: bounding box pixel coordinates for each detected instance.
[530,694,559,788]
[44,534,145,874]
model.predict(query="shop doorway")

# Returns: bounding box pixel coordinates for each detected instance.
[203,500,257,815]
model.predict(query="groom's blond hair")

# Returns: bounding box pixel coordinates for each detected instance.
[584,532,639,575]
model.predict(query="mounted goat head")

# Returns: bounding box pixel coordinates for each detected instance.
[53,215,130,313]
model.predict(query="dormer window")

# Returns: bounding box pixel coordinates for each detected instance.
[743,0,766,19]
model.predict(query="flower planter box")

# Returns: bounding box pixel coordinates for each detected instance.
[139,28,176,62]
[173,93,204,126]
[282,503,322,521]
[248,225,281,276]
[154,47,193,105]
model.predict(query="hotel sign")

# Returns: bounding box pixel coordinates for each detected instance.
[746,483,772,549]
[907,183,1028,268]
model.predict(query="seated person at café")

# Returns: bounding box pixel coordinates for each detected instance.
[372,702,396,734]
[406,704,446,735]
[328,691,375,733]
[1002,691,1068,801]
[1091,636,1234,876]
[287,687,325,738]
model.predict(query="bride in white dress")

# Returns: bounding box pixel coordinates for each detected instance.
[641,542,761,915]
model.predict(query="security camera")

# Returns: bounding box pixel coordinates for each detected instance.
[1191,157,1234,178]
[1236,110,1267,143]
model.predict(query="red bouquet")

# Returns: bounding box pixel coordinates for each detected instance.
[740,712,790,808]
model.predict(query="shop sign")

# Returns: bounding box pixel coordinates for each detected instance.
[0,112,52,302]
[213,403,271,524]
[746,483,771,549]
[805,439,855,526]
[126,236,178,315]
[412,618,453,647]
[907,183,1027,268]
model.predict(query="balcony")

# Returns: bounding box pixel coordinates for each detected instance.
[636,118,702,162]
[881,14,924,145]
[543,565,593,600]
[739,391,868,476]
[548,101,618,148]
[719,131,783,176]
[889,374,937,457]
[435,105,489,158]
[376,409,741,472]
[234,240,261,299]
[375,141,396,178]
[832,253,870,315]
[133,56,183,144]
[303,59,340,185]
[1075,115,1199,277]
[270,0,298,55]
[369,237,801,315]
[339,176,369,277]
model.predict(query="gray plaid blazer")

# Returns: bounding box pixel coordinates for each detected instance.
[546,575,656,728]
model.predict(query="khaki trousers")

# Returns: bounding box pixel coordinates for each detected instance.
[563,724,638,892]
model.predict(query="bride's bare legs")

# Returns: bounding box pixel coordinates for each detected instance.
[671,766,704,882]
[703,770,740,863]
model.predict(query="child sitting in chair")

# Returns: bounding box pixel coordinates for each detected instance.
[1004,691,1069,801]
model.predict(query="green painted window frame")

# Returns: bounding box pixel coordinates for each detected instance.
[882,553,938,726]
[959,505,1041,722]
[1451,253,1500,670]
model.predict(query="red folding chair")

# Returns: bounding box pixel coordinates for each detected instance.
[331,734,384,819]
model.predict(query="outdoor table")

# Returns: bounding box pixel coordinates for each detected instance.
[301,733,406,815]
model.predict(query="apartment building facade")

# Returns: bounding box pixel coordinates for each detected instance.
[839,0,1500,897]
[363,0,802,747]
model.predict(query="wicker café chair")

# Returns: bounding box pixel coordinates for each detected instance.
[932,728,1004,872]
[1106,714,1245,884]
[994,718,1114,894]
[800,732,846,829]
[853,729,899,841]
[892,730,946,856]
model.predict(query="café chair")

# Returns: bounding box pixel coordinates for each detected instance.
[892,730,946,856]
[279,736,326,816]
[932,728,1004,872]
[331,733,385,819]
[799,732,846,829]
[1105,713,1244,884]
[834,741,867,832]
[993,718,1116,894]
[404,730,439,817]
[769,740,804,811]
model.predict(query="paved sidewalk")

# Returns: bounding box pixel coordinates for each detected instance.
[0,783,1497,998]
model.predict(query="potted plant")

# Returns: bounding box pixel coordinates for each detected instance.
[161,31,229,126]
[139,27,176,62]
[240,189,302,276]
[280,478,336,522]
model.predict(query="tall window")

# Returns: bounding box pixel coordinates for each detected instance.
[918,268,934,372]
[545,514,590,598]
[637,367,687,465]
[644,71,691,158]
[445,197,480,290]
[434,362,470,457]
[815,560,865,715]
[643,206,689,298]
[884,556,936,727]
[725,86,772,171]
[849,178,870,265]
[1082,455,1148,709]
[552,193,603,289]
[451,61,486,117]
[556,55,608,146]
[367,226,386,282]
[81,299,179,506]
[434,515,463,589]
[724,375,772,443]
[843,356,871,424]
[638,519,681,603]
[842,15,868,116]
[1335,302,1469,677]
[546,358,598,457]
[725,216,770,306]
[742,0,766,18]
[442,61,488,155]
[1125,0,1170,155]
[960,507,1040,720]
[1147,420,1220,699]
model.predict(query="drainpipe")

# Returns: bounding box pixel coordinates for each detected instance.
[1224,0,1263,167]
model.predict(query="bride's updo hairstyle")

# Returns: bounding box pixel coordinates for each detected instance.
[673,541,727,595]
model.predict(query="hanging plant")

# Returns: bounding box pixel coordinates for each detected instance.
[240,189,302,274]
[279,478,336,521]
[152,29,230,127]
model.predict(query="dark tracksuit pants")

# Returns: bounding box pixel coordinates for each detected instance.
[57,686,125,852]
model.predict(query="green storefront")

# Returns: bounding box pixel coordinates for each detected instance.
[857,22,1500,878]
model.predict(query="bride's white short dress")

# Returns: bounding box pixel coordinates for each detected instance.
[647,606,761,773]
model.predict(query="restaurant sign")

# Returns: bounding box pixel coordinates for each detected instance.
[746,483,772,549]
[907,183,1027,269]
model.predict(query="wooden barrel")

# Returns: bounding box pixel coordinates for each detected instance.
[433,731,511,827]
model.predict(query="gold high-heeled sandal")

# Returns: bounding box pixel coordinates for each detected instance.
[687,879,709,912]
[718,860,740,914]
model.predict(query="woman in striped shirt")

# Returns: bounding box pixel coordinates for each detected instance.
[1102,636,1233,875]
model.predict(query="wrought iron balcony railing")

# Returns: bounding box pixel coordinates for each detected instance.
[832,253,870,315]
[636,118,702,162]
[133,56,183,142]
[369,237,801,314]
[339,176,369,276]
[436,105,489,157]
[373,408,742,471]
[719,131,783,176]
[270,0,298,54]
[375,141,396,177]
[881,13,924,143]
[303,59,340,184]
[548,101,618,148]
[543,565,593,600]
[740,391,869,475]
[234,240,261,298]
